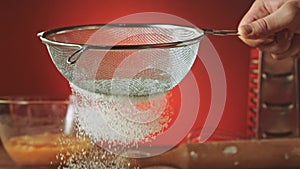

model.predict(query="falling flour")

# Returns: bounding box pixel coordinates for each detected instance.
[72,80,172,146]
[57,142,137,169]
[58,78,174,168]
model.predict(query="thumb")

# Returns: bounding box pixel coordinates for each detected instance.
[239,4,292,38]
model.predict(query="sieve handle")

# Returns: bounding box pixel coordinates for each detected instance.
[67,46,87,64]
[202,29,239,36]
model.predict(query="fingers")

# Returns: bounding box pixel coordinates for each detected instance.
[258,29,294,56]
[239,0,300,38]
[238,33,275,47]
[240,7,289,38]
[240,30,300,60]
[270,34,300,59]
[238,0,271,27]
[238,0,300,60]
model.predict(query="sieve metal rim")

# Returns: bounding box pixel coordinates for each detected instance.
[38,23,204,50]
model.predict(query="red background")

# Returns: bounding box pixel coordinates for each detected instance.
[0,0,254,137]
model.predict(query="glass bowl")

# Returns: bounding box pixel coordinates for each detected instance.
[0,96,92,168]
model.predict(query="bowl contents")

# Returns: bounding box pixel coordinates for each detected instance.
[3,133,92,166]
[0,96,138,168]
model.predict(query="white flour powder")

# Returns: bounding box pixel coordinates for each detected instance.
[58,79,173,168]
[71,82,172,146]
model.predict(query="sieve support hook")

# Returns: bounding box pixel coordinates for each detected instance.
[67,46,87,64]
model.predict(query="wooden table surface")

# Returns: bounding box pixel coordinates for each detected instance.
[1,139,300,169]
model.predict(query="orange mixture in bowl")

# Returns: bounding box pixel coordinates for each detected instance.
[3,133,93,166]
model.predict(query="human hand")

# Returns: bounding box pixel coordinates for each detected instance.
[238,0,300,59]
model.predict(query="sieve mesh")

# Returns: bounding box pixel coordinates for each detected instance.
[40,24,204,96]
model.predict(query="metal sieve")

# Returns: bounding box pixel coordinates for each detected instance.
[38,24,237,97]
